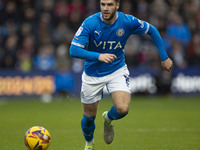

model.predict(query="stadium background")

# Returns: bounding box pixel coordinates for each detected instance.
[0,1,200,150]
[0,0,200,98]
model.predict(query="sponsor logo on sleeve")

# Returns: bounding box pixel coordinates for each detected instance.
[75,27,83,36]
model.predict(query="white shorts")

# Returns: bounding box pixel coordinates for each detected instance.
[81,65,131,104]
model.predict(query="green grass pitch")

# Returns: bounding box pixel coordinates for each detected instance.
[0,96,200,150]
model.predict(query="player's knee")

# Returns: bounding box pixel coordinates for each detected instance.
[116,106,129,115]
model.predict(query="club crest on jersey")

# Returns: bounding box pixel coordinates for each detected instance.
[116,29,125,37]
[75,27,83,36]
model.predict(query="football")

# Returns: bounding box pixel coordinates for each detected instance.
[24,126,51,150]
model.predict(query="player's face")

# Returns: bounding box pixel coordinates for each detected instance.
[100,0,119,23]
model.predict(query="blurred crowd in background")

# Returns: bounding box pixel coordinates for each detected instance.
[0,0,200,73]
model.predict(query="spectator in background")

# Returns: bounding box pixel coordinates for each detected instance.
[163,11,192,68]
[121,0,133,14]
[67,0,86,30]
[188,32,200,66]
[52,21,73,45]
[67,0,86,18]
[171,40,187,68]
[136,0,149,21]
[124,35,141,67]
[0,19,18,39]
[86,0,98,17]
[15,34,35,72]
[54,42,75,96]
[1,1,21,24]
[21,4,36,26]
[68,9,83,31]
[20,35,35,56]
[40,0,54,14]
[16,50,32,72]
[38,12,53,45]
[20,22,33,38]
[149,0,169,30]
[56,42,71,70]
[55,63,75,97]
[166,11,191,49]
[23,7,35,22]
[2,34,18,68]
[183,0,199,34]
[137,40,160,70]
[53,0,69,22]
[33,44,56,71]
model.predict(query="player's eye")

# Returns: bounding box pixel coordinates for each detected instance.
[101,3,114,7]
[101,3,105,6]
[107,3,114,6]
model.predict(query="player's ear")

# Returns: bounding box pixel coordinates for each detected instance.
[116,2,119,10]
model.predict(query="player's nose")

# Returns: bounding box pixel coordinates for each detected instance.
[104,5,109,10]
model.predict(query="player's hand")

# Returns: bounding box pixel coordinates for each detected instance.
[99,53,117,63]
[161,58,173,72]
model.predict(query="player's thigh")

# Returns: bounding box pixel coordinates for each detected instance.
[111,91,131,114]
[106,65,130,94]
[106,68,131,114]
[81,82,104,103]
[82,101,99,117]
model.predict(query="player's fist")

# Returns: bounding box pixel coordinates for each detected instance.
[99,53,117,63]
[161,58,173,72]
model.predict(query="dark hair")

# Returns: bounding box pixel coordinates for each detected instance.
[100,0,120,3]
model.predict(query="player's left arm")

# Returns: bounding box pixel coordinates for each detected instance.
[147,24,173,72]
[128,15,173,72]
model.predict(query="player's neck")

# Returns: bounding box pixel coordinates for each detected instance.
[103,12,117,25]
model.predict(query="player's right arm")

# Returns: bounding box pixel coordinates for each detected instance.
[70,21,100,60]
[70,20,116,63]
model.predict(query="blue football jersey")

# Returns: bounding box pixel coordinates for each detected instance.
[71,11,150,77]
